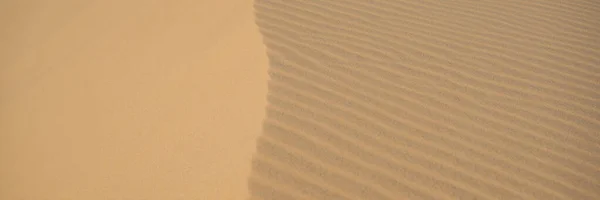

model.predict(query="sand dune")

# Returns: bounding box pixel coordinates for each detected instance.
[249,0,600,199]
[2,0,599,199]
[1,1,268,199]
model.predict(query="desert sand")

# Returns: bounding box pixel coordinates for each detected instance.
[2,0,600,200]
[1,1,268,199]
[249,0,600,199]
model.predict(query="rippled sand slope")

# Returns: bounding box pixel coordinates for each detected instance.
[249,0,600,199]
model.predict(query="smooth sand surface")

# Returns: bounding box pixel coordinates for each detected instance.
[249,0,600,199]
[1,1,268,199]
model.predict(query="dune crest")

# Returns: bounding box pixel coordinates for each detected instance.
[249,0,600,199]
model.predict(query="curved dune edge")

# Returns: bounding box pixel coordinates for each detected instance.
[249,0,600,199]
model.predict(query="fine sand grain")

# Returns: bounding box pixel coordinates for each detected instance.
[249,0,600,199]
[1,1,268,199]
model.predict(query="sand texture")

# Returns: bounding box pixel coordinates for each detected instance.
[2,0,600,199]
[1,1,268,199]
[248,0,600,199]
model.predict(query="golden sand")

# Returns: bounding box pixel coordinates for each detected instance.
[249,0,600,199]
[1,1,267,199]
[1,0,599,199]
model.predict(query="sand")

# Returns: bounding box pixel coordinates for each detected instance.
[249,0,600,199]
[1,1,268,199]
[1,0,599,199]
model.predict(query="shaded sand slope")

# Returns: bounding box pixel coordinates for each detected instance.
[1,1,268,199]
[249,0,600,199]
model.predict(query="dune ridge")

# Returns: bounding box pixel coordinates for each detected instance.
[248,0,599,199]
